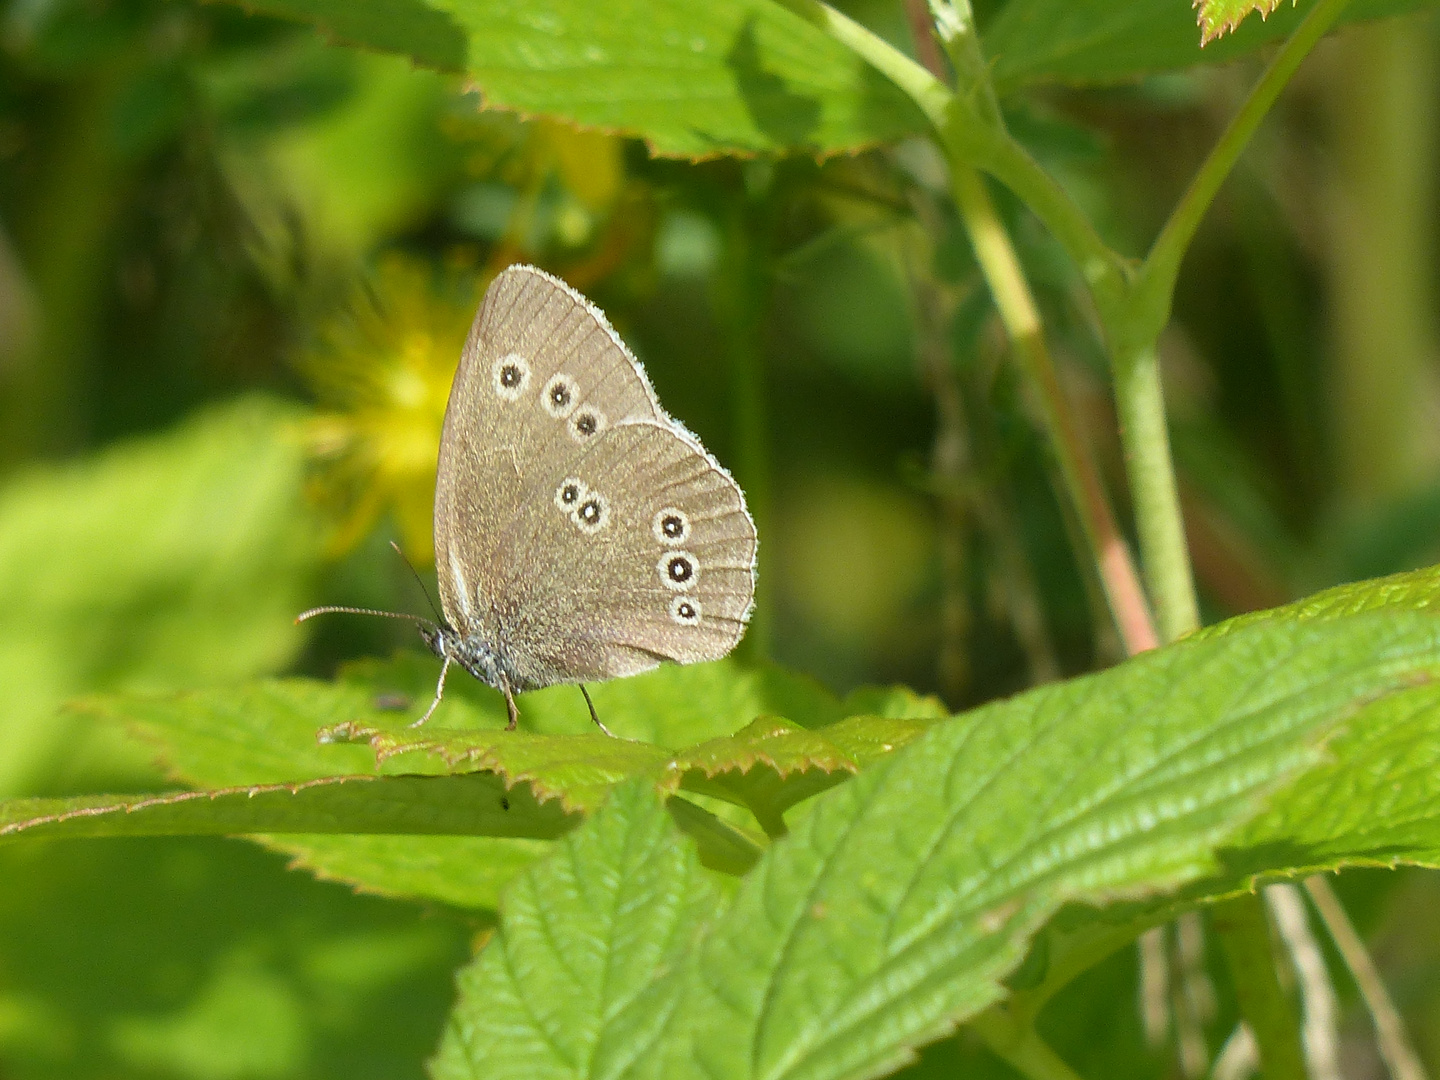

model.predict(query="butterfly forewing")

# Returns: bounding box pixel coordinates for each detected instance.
[434,266,664,641]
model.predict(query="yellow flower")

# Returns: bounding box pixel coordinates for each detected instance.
[303,255,483,563]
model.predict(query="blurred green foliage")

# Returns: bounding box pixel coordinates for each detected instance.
[2,0,1440,1076]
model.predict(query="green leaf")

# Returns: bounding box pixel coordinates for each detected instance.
[223,0,469,71]
[269,834,554,910]
[1225,680,1440,871]
[78,658,844,907]
[837,683,949,722]
[1195,0,1290,43]
[202,0,928,156]
[662,714,934,836]
[317,723,673,813]
[241,51,465,261]
[335,653,849,745]
[1200,561,1440,635]
[76,657,928,904]
[432,781,722,1080]
[0,398,319,796]
[320,664,935,831]
[984,0,1439,91]
[0,836,471,1079]
[78,674,556,910]
[0,773,576,844]
[437,609,1440,1079]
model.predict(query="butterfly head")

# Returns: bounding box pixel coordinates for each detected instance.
[418,621,517,695]
[417,621,460,663]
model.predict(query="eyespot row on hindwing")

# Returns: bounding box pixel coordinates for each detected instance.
[553,477,610,535]
[505,355,707,630]
[653,508,700,624]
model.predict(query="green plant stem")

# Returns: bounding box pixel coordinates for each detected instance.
[985,135,1131,303]
[1213,893,1309,1080]
[1135,0,1359,328]
[805,3,1356,1068]
[1324,18,1440,506]
[791,0,1160,654]
[1105,0,1355,644]
[1110,342,1200,641]
[781,0,1126,303]
[772,0,952,128]
[970,1005,1086,1080]
[888,0,1158,654]
[949,162,1157,654]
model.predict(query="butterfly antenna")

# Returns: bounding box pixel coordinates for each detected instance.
[295,605,436,629]
[389,541,445,625]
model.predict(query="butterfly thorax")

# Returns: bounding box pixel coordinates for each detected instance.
[419,624,524,695]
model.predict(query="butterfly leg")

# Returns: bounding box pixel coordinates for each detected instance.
[500,674,520,731]
[411,654,451,727]
[579,684,614,737]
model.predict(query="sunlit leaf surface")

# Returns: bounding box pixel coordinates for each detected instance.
[436,609,1440,1079]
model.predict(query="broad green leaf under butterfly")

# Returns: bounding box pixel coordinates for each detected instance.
[435,606,1440,1080]
[662,714,934,836]
[0,772,574,844]
[73,657,939,907]
[321,711,936,839]
[318,720,673,812]
[75,674,551,909]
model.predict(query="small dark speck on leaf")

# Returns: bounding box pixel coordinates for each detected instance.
[501,796,510,811]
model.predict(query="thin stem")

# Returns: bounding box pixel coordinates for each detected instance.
[902,0,949,82]
[1140,925,1171,1046]
[1108,0,1358,650]
[787,0,1157,654]
[770,0,953,128]
[985,131,1131,303]
[950,162,1158,654]
[1135,0,1358,331]
[1304,875,1430,1080]
[1212,892,1309,1080]
[1175,911,1219,1077]
[779,0,1120,313]
[1111,342,1201,640]
[970,1005,1087,1080]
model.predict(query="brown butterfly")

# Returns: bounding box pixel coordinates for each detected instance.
[300,265,757,734]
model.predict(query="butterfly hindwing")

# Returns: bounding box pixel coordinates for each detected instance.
[495,419,756,685]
